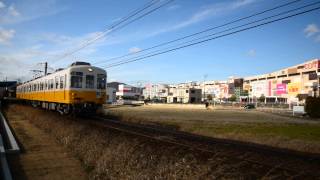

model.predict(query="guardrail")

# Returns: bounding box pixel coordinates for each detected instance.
[0,104,20,180]
[0,112,20,153]
[0,135,12,180]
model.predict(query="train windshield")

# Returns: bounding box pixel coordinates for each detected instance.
[71,72,83,88]
[97,74,106,89]
[86,75,94,89]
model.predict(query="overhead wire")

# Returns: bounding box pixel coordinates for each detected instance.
[93,0,303,66]
[51,0,174,65]
[103,1,320,67]
[103,4,320,68]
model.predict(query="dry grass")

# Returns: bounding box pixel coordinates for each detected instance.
[104,105,320,154]
[5,104,302,179]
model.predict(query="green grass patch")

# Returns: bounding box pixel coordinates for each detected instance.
[182,123,320,142]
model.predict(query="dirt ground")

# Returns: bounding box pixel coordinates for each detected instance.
[104,104,320,154]
[5,108,87,180]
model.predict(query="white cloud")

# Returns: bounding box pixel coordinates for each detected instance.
[8,5,20,17]
[304,24,319,37]
[129,47,142,53]
[167,4,180,11]
[247,49,256,57]
[0,1,6,9]
[0,46,45,81]
[0,1,66,25]
[0,28,15,45]
[148,0,257,37]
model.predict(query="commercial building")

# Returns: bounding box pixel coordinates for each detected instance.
[243,59,320,104]
[142,58,319,104]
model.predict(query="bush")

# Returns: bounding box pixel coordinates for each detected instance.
[305,97,320,118]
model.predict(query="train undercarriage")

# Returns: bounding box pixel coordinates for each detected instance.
[30,100,102,115]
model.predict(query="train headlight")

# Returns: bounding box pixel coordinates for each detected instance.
[88,68,93,72]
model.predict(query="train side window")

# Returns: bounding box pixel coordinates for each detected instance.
[71,72,83,88]
[45,80,48,90]
[50,79,54,89]
[97,74,106,89]
[55,77,59,89]
[86,75,94,88]
[60,76,64,89]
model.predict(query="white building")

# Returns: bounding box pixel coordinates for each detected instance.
[106,87,116,103]
[116,84,142,100]
[143,83,169,101]
[167,85,202,103]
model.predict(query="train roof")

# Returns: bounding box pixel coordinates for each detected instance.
[19,62,105,85]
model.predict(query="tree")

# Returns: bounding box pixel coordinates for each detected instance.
[229,95,237,102]
[259,95,266,103]
[305,97,320,118]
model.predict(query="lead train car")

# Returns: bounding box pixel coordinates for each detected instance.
[16,62,107,114]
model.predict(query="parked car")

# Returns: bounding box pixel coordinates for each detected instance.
[244,104,255,109]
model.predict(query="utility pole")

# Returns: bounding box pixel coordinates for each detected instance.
[44,62,48,76]
[203,74,208,102]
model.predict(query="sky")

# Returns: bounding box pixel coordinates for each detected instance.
[0,0,319,85]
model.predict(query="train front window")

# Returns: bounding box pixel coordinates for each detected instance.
[97,74,106,89]
[86,75,94,89]
[71,72,83,88]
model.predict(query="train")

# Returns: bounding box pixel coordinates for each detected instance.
[16,62,107,114]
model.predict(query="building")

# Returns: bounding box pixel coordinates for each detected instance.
[141,58,319,104]
[116,84,143,100]
[106,87,116,103]
[0,81,17,99]
[107,82,124,91]
[167,85,202,103]
[143,83,169,102]
[243,59,320,104]
[198,80,229,102]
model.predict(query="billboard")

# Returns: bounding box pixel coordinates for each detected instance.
[251,80,271,97]
[276,84,287,95]
[287,82,300,95]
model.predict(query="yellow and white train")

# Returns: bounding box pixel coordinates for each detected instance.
[16,62,107,114]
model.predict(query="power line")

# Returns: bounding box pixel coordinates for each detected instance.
[51,0,174,65]
[103,6,320,68]
[51,0,161,64]
[104,1,320,67]
[93,0,303,66]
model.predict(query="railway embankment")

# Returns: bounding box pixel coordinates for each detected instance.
[3,105,87,180]
[4,104,320,179]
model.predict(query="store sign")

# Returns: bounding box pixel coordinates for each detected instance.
[287,82,300,95]
[304,60,320,69]
[276,84,287,95]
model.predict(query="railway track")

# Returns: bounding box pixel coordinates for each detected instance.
[81,115,320,178]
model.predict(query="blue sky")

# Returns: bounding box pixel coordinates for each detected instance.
[0,0,319,84]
